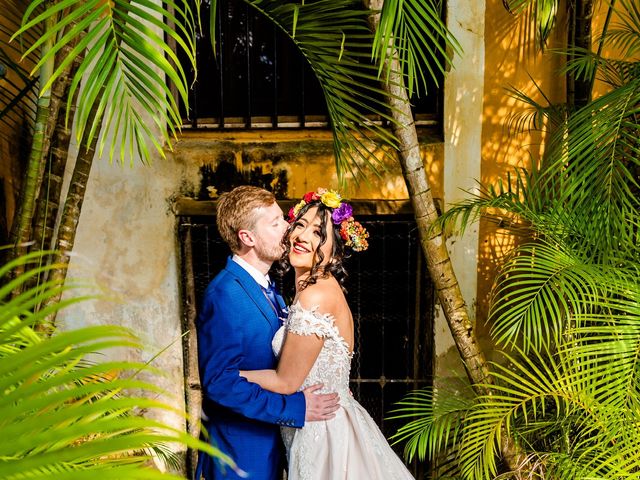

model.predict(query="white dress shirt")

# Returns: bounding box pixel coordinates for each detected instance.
[232,254,271,289]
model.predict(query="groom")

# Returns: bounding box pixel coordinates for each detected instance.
[196,186,340,480]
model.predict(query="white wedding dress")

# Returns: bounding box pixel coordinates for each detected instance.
[272,303,415,480]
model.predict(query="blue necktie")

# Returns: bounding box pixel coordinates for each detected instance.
[262,281,282,318]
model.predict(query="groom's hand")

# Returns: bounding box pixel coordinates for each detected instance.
[303,384,340,421]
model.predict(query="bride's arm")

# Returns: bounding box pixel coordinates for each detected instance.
[240,333,324,394]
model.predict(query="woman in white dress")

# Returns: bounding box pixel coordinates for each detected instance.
[240,189,414,480]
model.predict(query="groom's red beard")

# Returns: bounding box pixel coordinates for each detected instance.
[254,239,285,263]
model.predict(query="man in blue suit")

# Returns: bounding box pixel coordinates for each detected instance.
[196,186,340,479]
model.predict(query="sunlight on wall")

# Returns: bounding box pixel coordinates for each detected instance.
[477,0,567,336]
[592,4,637,98]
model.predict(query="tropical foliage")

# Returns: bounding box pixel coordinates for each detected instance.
[391,0,640,478]
[0,251,232,479]
[10,0,197,164]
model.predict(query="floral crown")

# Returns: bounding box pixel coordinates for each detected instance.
[287,188,369,252]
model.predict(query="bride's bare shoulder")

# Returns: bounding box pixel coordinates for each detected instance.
[296,277,341,312]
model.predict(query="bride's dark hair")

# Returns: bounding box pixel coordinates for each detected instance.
[278,200,349,292]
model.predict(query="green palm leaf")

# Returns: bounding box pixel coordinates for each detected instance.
[602,0,640,59]
[504,79,568,133]
[560,273,640,411]
[388,379,474,463]
[540,78,640,258]
[488,241,605,352]
[0,253,234,479]
[503,0,559,50]
[372,0,460,97]
[12,0,197,165]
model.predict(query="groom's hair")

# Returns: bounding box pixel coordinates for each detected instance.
[217,186,276,252]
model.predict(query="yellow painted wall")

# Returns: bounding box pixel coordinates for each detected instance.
[477,0,567,353]
[477,1,628,358]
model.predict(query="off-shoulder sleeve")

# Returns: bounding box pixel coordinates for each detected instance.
[286,303,337,339]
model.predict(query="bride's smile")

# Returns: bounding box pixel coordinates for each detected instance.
[288,206,334,273]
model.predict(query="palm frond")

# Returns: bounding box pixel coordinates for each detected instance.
[0,253,234,479]
[603,0,640,59]
[541,78,640,258]
[12,0,197,165]
[488,241,606,352]
[438,165,576,243]
[219,0,401,181]
[559,45,640,89]
[559,272,640,411]
[502,0,559,50]
[373,0,460,98]
[388,378,475,463]
[504,82,568,133]
[456,346,639,480]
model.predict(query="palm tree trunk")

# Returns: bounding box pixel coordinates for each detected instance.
[31,80,75,254]
[39,1,132,325]
[40,106,98,327]
[31,40,82,256]
[363,0,526,472]
[8,13,56,293]
[567,0,594,111]
[364,0,489,392]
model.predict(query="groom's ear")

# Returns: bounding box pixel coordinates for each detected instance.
[238,229,256,248]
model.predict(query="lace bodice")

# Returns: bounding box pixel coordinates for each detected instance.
[271,302,353,397]
[272,303,415,480]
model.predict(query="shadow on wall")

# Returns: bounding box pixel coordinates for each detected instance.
[476,0,568,327]
[475,218,522,350]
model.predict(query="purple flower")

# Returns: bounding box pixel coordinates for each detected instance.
[331,203,353,224]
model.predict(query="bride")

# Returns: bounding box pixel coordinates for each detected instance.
[241,189,414,480]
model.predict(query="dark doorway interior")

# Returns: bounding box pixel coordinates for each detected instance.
[178,213,435,478]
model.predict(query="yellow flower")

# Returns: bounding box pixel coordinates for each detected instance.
[320,190,342,208]
[292,200,305,217]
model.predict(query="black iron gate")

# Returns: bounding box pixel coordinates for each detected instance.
[178,213,435,478]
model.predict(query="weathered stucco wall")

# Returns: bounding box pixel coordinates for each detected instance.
[57,145,190,470]
[172,129,442,201]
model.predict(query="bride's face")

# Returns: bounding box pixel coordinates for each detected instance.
[289,206,334,271]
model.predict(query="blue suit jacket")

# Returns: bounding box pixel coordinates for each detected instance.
[196,257,305,480]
